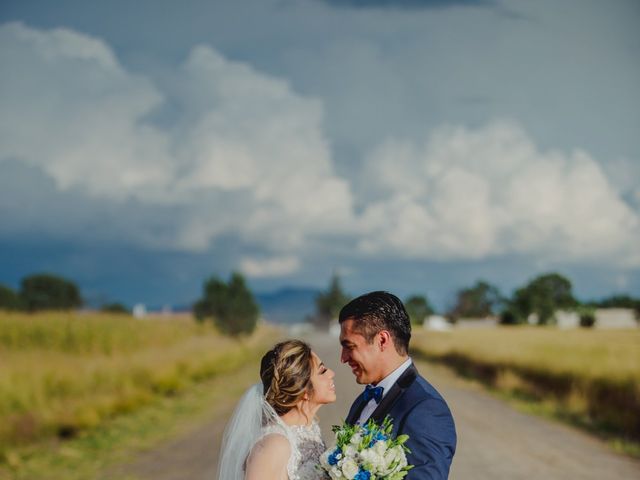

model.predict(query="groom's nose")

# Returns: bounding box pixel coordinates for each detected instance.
[340,348,349,363]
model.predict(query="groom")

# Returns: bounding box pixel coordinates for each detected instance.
[339,291,456,479]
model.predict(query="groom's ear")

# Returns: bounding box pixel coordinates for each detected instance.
[378,330,392,351]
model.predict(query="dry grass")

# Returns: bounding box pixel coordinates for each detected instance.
[0,310,276,453]
[414,327,640,383]
[412,327,640,443]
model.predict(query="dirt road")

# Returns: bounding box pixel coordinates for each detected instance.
[114,332,640,479]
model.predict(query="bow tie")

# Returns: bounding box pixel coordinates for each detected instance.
[363,385,384,404]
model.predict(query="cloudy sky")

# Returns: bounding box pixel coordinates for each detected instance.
[1,0,639,310]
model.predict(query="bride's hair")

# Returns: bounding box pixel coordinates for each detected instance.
[260,339,314,416]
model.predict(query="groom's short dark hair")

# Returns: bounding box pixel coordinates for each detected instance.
[339,291,411,355]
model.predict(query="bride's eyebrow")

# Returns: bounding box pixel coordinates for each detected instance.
[317,362,325,370]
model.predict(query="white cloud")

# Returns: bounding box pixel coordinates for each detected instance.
[0,22,172,200]
[0,22,354,254]
[240,256,301,277]
[358,121,640,266]
[1,22,637,274]
[170,45,355,248]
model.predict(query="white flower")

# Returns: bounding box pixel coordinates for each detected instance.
[341,458,359,479]
[380,445,408,475]
[359,448,385,474]
[395,445,408,469]
[329,465,343,479]
[318,418,413,479]
[344,445,358,458]
[373,439,388,456]
[384,447,396,463]
[358,448,375,464]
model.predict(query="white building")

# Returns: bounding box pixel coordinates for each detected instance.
[455,317,499,329]
[594,308,637,329]
[133,303,147,318]
[424,315,453,331]
[555,310,581,329]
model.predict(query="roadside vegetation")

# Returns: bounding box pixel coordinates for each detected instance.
[412,327,640,455]
[0,310,278,477]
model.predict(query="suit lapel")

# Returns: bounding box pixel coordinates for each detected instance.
[346,393,367,425]
[369,363,418,424]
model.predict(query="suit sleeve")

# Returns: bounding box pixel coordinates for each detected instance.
[401,397,457,480]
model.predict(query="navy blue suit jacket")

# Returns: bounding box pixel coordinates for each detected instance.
[345,363,456,480]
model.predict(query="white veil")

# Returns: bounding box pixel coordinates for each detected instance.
[216,383,281,480]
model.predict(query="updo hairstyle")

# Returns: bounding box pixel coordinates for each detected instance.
[260,340,314,416]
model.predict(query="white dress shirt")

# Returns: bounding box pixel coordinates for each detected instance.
[357,357,412,424]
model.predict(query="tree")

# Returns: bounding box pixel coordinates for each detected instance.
[448,280,503,320]
[100,303,129,314]
[0,284,21,310]
[510,272,577,325]
[193,272,259,336]
[314,273,350,330]
[593,294,640,319]
[19,273,82,311]
[499,308,521,325]
[577,305,596,328]
[404,294,434,325]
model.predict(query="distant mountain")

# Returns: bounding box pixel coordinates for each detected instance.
[256,287,320,324]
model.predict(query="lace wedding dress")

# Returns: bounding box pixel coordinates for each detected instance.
[216,384,328,480]
[258,420,328,480]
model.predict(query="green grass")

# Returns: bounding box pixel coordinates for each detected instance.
[411,327,640,454]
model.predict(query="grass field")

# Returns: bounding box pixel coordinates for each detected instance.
[0,353,265,480]
[411,327,640,453]
[0,310,279,472]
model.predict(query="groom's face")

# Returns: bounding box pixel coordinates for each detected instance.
[339,318,384,385]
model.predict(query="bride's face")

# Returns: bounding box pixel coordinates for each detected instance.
[308,352,336,405]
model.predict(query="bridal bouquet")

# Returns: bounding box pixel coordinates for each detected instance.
[319,416,413,480]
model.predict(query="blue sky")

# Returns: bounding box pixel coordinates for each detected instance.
[1,0,639,310]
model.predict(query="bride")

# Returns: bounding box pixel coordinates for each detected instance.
[217,339,336,480]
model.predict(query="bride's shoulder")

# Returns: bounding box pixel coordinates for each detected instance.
[252,423,292,457]
[245,432,291,479]
[252,431,291,456]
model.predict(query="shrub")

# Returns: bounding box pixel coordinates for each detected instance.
[100,303,129,314]
[499,308,523,325]
[193,272,259,336]
[20,274,82,311]
[405,294,435,326]
[511,272,577,325]
[578,306,596,328]
[314,273,350,330]
[0,284,21,310]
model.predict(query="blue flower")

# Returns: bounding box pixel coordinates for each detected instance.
[328,448,341,466]
[354,469,371,480]
[376,432,388,442]
[368,432,387,447]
